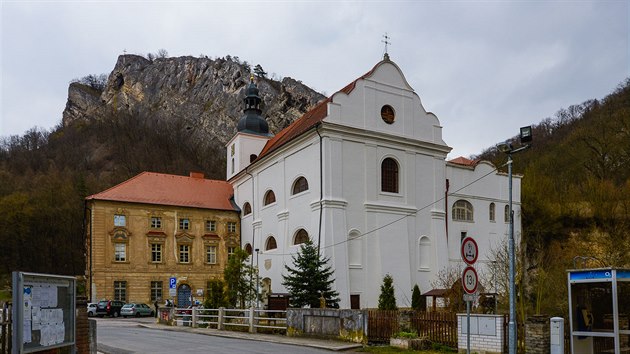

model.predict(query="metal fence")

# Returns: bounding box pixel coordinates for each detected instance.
[170,307,287,333]
[1,302,11,354]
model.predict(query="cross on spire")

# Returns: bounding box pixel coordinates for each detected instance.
[382,33,391,60]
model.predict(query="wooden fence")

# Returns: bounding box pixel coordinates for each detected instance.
[367,310,457,348]
[411,311,458,348]
[1,302,11,354]
[367,309,399,343]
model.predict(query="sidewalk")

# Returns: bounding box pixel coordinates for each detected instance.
[135,321,363,352]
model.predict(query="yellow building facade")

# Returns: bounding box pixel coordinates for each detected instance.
[86,172,240,307]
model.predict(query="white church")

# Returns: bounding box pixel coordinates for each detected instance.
[226,54,521,309]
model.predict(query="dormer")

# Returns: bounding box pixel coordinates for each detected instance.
[226,76,273,179]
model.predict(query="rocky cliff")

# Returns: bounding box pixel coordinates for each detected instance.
[63,54,325,146]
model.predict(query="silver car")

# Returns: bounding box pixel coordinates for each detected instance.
[87,303,97,317]
[120,303,154,318]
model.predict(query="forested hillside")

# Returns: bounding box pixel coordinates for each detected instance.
[0,54,324,291]
[476,78,630,315]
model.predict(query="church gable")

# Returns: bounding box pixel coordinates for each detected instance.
[325,59,447,148]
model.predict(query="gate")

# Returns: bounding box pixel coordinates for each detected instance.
[1,302,11,354]
[177,284,192,307]
[367,309,398,343]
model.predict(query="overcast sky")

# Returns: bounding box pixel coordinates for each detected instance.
[1,1,628,158]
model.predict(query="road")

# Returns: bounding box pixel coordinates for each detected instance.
[96,317,332,354]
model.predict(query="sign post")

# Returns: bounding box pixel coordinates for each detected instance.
[169,277,176,305]
[461,237,479,354]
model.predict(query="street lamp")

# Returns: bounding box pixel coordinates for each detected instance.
[496,125,532,354]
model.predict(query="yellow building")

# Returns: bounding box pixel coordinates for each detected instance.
[85,171,240,307]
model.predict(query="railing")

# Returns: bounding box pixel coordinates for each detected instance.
[170,307,287,333]
[1,302,12,354]
[411,311,457,348]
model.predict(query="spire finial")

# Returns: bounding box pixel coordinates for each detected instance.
[382,33,391,60]
[250,73,255,82]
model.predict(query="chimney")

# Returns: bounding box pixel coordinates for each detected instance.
[190,172,204,179]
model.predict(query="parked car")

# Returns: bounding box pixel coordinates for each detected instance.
[96,300,125,317]
[121,303,154,318]
[87,302,97,317]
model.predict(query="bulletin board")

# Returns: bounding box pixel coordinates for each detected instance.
[12,272,76,353]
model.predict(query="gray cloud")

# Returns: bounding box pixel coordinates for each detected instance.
[1,1,628,158]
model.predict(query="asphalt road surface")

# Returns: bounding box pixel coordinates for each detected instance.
[96,317,332,354]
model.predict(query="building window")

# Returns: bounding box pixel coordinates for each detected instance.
[114,281,126,302]
[151,217,162,229]
[151,243,162,263]
[150,281,162,302]
[206,220,216,232]
[243,203,252,215]
[265,236,277,251]
[452,200,473,221]
[381,158,399,193]
[179,218,190,230]
[461,231,467,241]
[227,222,237,233]
[227,246,236,260]
[114,214,126,227]
[263,190,276,206]
[114,243,126,262]
[292,177,309,195]
[230,144,235,156]
[231,158,235,174]
[250,154,257,163]
[489,203,496,222]
[504,205,510,223]
[206,245,217,264]
[179,244,190,263]
[245,243,253,255]
[293,229,309,245]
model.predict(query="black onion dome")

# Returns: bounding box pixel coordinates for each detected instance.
[236,77,271,136]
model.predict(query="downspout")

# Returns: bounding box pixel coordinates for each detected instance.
[245,167,255,266]
[83,200,93,302]
[445,179,449,241]
[316,124,324,256]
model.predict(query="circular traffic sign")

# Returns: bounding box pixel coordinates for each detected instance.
[461,237,478,265]
[462,266,478,294]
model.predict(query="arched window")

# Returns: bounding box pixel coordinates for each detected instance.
[244,243,252,255]
[263,190,276,206]
[489,203,496,222]
[452,200,473,221]
[250,154,257,163]
[243,202,252,215]
[381,158,399,193]
[504,205,510,223]
[418,236,431,270]
[292,177,309,195]
[293,229,309,245]
[265,236,277,251]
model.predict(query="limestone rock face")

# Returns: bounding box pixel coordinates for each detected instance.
[62,54,325,145]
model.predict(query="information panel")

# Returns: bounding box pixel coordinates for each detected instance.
[12,272,76,353]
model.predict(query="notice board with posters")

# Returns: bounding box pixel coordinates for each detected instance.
[12,272,76,353]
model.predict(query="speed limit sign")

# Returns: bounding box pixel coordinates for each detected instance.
[462,266,478,294]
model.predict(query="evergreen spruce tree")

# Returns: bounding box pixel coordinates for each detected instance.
[282,239,340,308]
[204,279,229,309]
[223,248,256,308]
[378,274,397,310]
[411,284,426,311]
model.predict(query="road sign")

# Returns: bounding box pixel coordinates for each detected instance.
[462,266,478,294]
[463,293,478,302]
[461,237,478,265]
[169,277,176,289]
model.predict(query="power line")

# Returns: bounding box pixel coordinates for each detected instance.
[259,161,508,257]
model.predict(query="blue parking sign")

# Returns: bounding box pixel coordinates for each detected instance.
[169,277,176,289]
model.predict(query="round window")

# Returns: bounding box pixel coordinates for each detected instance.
[381,105,395,124]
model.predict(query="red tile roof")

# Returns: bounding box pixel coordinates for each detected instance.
[448,156,479,167]
[256,61,383,161]
[86,172,236,211]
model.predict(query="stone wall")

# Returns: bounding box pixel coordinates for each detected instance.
[525,315,550,354]
[286,308,367,343]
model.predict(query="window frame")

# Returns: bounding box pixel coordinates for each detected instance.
[243,202,252,216]
[452,200,474,222]
[150,216,162,229]
[179,218,190,230]
[114,243,127,262]
[489,203,496,222]
[293,229,309,245]
[114,281,127,302]
[206,220,216,232]
[291,177,309,195]
[227,221,237,233]
[381,157,399,193]
[150,243,162,263]
[265,236,277,251]
[504,205,511,223]
[205,245,217,264]
[263,190,276,206]
[178,244,191,264]
[114,214,126,227]
[150,281,163,302]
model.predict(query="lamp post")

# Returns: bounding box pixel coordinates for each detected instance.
[496,126,532,354]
